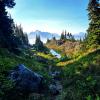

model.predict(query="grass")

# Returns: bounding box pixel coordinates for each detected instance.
[0,48,52,77]
[57,49,100,100]
[0,48,54,99]
[0,46,100,100]
[37,52,55,60]
[57,47,100,67]
[63,49,100,75]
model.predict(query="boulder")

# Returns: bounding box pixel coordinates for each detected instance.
[9,64,44,94]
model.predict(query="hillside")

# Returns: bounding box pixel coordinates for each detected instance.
[0,43,100,100]
[46,39,81,57]
[0,48,60,100]
[0,0,100,100]
[46,38,100,99]
[58,49,100,100]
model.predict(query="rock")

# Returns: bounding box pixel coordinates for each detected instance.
[9,64,44,94]
[49,80,62,95]
[49,71,62,96]
[49,84,60,95]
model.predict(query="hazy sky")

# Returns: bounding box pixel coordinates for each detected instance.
[7,0,89,34]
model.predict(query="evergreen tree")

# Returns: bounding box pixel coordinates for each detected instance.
[71,35,75,41]
[67,32,70,39]
[69,33,72,39]
[14,24,29,47]
[0,0,20,52]
[23,33,29,46]
[60,31,65,40]
[52,36,56,41]
[83,33,87,43]
[47,38,50,43]
[34,35,49,53]
[87,0,100,46]
[65,30,67,39]
[69,33,75,41]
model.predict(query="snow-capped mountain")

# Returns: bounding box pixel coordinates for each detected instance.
[28,30,60,44]
[74,32,85,40]
[28,30,85,44]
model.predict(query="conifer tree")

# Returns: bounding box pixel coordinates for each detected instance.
[53,36,56,41]
[67,32,70,39]
[65,30,67,39]
[60,31,65,40]
[34,35,49,53]
[47,38,50,43]
[0,0,21,52]
[14,24,29,47]
[87,0,100,46]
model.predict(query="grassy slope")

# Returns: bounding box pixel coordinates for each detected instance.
[64,49,100,76]
[47,40,100,99]
[0,48,60,83]
[57,49,100,100]
[0,48,55,99]
[0,45,100,100]
[57,47,100,66]
[0,48,62,100]
[46,40,81,57]
[0,49,46,73]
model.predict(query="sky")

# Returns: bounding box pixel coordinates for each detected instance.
[7,0,89,34]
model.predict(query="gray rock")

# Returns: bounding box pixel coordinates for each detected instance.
[49,71,62,95]
[49,80,62,95]
[9,64,44,93]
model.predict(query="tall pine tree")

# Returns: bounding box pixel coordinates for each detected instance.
[60,31,65,40]
[87,0,100,46]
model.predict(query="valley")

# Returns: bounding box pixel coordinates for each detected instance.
[0,0,100,100]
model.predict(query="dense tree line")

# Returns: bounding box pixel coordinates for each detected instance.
[0,0,29,53]
[0,0,17,50]
[46,30,76,45]
[60,30,75,41]
[13,24,29,48]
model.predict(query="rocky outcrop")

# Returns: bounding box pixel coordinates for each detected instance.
[8,64,63,100]
[9,64,44,94]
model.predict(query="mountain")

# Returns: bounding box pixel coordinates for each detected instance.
[73,32,85,40]
[28,30,60,44]
[28,30,85,44]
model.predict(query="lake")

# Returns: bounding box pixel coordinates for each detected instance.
[50,49,61,59]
